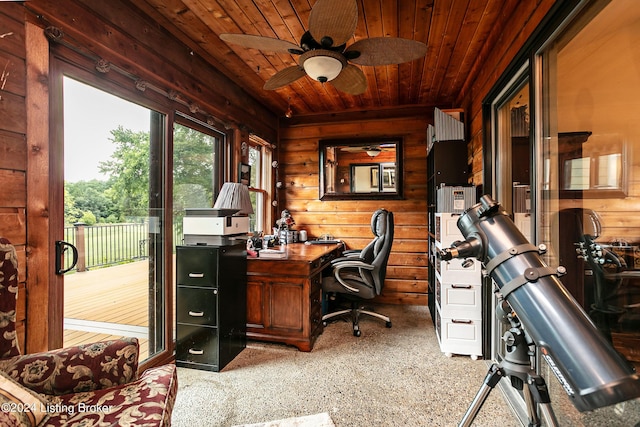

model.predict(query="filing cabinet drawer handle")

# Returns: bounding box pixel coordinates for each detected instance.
[451,284,472,289]
[188,348,204,355]
[451,319,472,324]
[188,272,204,278]
[188,311,205,317]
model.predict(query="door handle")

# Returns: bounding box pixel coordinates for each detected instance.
[55,240,78,275]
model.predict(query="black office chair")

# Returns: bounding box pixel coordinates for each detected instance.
[322,209,394,337]
[558,208,627,340]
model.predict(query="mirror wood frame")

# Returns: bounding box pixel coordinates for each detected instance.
[319,137,403,201]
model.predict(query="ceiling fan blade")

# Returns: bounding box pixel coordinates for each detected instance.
[263,66,306,90]
[346,38,427,66]
[330,64,367,95]
[220,33,300,53]
[309,0,358,48]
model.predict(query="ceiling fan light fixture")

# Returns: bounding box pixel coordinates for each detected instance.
[366,148,381,157]
[301,49,345,83]
[304,56,342,82]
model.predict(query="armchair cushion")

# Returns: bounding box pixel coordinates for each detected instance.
[0,337,139,396]
[41,363,177,427]
[0,237,20,358]
[0,370,49,427]
[0,237,178,426]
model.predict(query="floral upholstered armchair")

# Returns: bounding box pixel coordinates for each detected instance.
[0,238,178,426]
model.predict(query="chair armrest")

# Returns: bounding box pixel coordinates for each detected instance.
[334,260,374,270]
[333,260,374,292]
[341,249,361,257]
[330,255,365,266]
[0,337,139,396]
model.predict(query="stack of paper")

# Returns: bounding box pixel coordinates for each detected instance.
[258,248,287,259]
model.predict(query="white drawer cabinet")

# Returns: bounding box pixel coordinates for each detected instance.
[434,212,465,249]
[435,305,483,360]
[433,212,483,359]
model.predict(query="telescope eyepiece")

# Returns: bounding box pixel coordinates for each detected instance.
[441,235,483,261]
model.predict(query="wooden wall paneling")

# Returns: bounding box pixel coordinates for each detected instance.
[0,6,26,49]
[0,50,26,98]
[0,209,26,243]
[25,20,53,352]
[0,130,26,170]
[132,0,292,114]
[27,0,278,141]
[0,4,28,350]
[0,170,26,207]
[280,115,429,305]
[0,90,26,135]
[458,0,557,185]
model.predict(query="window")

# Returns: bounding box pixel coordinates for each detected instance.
[247,135,273,233]
[172,115,226,244]
[559,132,625,196]
[486,0,640,423]
[537,1,640,421]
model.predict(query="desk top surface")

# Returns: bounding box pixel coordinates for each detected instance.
[248,242,342,263]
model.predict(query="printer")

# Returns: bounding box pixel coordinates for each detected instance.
[183,208,249,245]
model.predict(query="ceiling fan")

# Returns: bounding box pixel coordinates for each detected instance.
[340,144,395,157]
[219,0,427,95]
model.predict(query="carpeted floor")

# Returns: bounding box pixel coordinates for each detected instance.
[171,304,516,426]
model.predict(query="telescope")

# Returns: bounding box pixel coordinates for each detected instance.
[440,195,640,425]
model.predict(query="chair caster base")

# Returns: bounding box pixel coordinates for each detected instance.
[353,328,361,337]
[386,321,392,328]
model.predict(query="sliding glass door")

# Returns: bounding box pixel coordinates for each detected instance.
[486,0,640,423]
[61,76,167,361]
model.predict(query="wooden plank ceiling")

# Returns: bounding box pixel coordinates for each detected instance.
[131,0,514,118]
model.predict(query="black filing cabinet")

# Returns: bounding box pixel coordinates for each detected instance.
[176,243,247,371]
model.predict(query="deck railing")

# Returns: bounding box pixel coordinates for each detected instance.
[63,223,149,272]
[63,220,185,273]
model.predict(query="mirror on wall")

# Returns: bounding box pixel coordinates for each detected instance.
[319,138,402,200]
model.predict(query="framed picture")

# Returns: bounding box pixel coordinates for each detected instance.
[239,163,251,186]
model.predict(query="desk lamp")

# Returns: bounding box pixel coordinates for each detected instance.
[213,182,254,215]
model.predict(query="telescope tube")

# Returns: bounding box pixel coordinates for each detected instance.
[441,195,640,412]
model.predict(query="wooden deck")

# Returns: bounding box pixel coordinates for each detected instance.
[64,260,157,360]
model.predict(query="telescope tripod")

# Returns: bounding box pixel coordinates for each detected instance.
[459,307,559,427]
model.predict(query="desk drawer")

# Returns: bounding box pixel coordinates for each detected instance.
[177,287,218,326]
[176,324,219,367]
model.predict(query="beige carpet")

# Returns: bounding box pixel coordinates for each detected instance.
[171,304,515,426]
[233,412,335,427]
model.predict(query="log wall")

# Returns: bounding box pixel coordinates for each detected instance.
[0,3,28,352]
[279,110,433,305]
[456,0,558,186]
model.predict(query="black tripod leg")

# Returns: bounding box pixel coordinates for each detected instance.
[458,364,505,427]
[526,374,559,427]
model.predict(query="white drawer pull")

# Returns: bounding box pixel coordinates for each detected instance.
[188,311,204,317]
[188,272,204,278]
[188,349,204,355]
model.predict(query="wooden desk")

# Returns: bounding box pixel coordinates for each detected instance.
[246,243,342,351]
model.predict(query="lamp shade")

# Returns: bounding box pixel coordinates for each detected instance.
[213,182,254,215]
[303,55,343,82]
